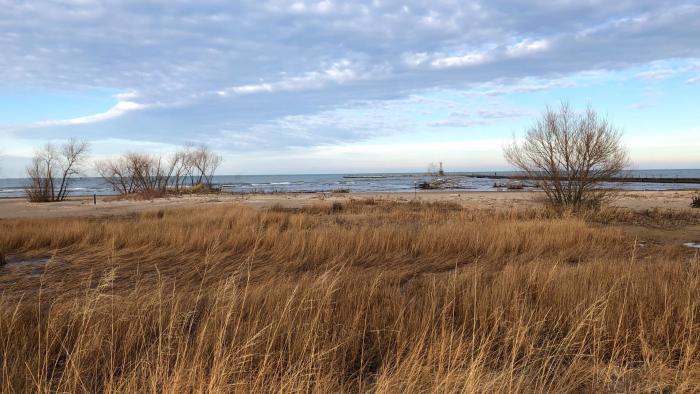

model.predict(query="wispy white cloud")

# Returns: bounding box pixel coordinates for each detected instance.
[264,0,337,15]
[36,99,147,127]
[636,69,676,81]
[506,39,551,57]
[403,37,553,70]
[216,60,382,96]
[477,108,531,119]
[428,110,480,127]
[467,77,577,96]
[430,52,491,69]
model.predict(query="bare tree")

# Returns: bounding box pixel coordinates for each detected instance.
[96,156,136,195]
[503,103,629,208]
[189,145,222,188]
[25,146,57,202]
[25,139,90,202]
[168,149,192,192]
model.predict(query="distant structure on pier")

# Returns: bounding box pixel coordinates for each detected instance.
[438,162,445,176]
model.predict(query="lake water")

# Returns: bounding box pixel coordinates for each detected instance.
[1,169,699,198]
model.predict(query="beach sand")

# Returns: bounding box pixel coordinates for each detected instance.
[0,189,697,219]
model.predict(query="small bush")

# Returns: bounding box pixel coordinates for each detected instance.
[692,195,700,208]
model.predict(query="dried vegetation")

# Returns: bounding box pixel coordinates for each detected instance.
[1,200,699,392]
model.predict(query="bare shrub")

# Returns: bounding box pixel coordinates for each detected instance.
[97,153,172,196]
[188,144,223,187]
[25,139,90,202]
[126,153,172,193]
[96,145,223,197]
[504,103,629,209]
[692,195,700,208]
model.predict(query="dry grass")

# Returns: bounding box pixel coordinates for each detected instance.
[1,200,699,392]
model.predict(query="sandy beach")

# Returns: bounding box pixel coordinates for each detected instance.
[0,189,697,219]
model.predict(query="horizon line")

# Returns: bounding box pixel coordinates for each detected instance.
[2,167,700,180]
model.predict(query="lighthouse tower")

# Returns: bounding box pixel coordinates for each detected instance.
[438,162,445,176]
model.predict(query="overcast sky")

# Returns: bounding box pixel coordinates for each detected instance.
[1,0,699,176]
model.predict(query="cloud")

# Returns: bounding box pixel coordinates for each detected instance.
[428,110,480,127]
[687,76,700,85]
[477,109,531,119]
[467,76,578,96]
[36,99,147,127]
[0,0,699,169]
[428,106,531,127]
[403,37,552,70]
[430,52,491,69]
[636,69,676,81]
[506,39,551,57]
[216,60,381,97]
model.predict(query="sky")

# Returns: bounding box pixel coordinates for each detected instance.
[0,0,699,177]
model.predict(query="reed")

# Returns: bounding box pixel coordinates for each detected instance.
[1,200,698,392]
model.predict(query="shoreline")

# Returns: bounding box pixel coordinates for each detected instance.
[2,185,700,201]
[0,189,697,219]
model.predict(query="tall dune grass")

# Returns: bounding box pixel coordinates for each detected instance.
[1,200,698,392]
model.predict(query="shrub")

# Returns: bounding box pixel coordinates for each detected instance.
[504,102,629,209]
[96,145,223,198]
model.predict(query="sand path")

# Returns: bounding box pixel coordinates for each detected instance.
[0,190,697,219]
